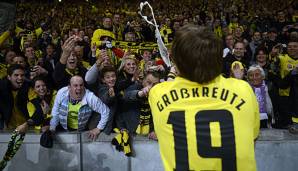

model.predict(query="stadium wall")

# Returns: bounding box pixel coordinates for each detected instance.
[0,130,298,171]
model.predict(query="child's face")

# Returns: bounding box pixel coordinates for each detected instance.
[142,74,159,88]
[142,50,151,61]
[102,71,116,87]
[256,51,267,63]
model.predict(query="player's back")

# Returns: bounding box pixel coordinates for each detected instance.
[149,75,260,171]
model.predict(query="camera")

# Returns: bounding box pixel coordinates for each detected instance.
[151,50,160,59]
[24,30,32,34]
[30,65,38,72]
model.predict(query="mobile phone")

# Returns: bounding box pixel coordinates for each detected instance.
[31,66,38,72]
[149,66,158,70]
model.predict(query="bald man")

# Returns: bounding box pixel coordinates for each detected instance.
[50,75,110,140]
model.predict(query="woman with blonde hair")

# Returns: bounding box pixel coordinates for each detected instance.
[116,55,139,91]
[115,55,140,133]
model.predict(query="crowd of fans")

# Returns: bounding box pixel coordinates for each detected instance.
[0,0,298,145]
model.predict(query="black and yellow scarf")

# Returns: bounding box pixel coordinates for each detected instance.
[136,100,152,135]
[111,128,132,156]
[0,130,25,170]
[65,68,79,76]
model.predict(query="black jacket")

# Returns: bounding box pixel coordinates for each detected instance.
[0,78,30,126]
[97,83,119,134]
[28,97,51,126]
[268,70,298,117]
[43,55,59,89]
[282,71,298,117]
[115,71,134,92]
[289,72,298,117]
[53,61,87,89]
[119,83,154,133]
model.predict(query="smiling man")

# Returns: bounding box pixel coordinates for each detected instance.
[223,41,250,77]
[0,64,32,133]
[50,75,110,140]
[277,36,298,131]
[53,36,87,89]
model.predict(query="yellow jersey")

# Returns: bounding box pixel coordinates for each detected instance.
[149,76,260,171]
[67,102,81,130]
[278,54,298,96]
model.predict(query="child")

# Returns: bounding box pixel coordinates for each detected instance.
[89,66,118,134]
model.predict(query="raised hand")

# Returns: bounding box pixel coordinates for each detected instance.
[156,65,165,71]
[138,86,151,98]
[123,49,131,59]
[108,87,115,97]
[61,36,77,54]
[41,100,50,115]
[100,49,109,59]
[95,55,110,70]
[231,63,244,79]
[91,43,97,57]
[60,36,81,64]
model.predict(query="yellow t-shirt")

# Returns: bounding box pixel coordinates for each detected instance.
[67,102,81,130]
[7,91,26,129]
[278,54,298,96]
[149,76,260,171]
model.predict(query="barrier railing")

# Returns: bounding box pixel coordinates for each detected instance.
[0,129,298,171]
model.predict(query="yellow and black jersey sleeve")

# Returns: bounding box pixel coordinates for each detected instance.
[149,76,259,171]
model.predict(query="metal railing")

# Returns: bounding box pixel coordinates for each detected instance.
[0,130,298,171]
